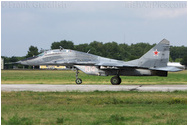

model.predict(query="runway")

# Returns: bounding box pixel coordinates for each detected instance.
[1,84,187,92]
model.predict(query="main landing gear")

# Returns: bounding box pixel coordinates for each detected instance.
[75,69,82,84]
[74,69,121,85]
[111,76,121,85]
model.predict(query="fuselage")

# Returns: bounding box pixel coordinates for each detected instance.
[19,49,167,77]
[16,39,182,85]
[20,49,126,66]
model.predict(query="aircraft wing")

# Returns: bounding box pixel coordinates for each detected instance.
[95,62,137,67]
[95,62,182,72]
[149,66,182,72]
[54,60,96,65]
[95,62,123,67]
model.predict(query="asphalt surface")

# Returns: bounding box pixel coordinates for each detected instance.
[1,84,187,92]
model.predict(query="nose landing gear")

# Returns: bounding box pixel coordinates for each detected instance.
[75,78,82,84]
[111,76,121,85]
[75,69,82,84]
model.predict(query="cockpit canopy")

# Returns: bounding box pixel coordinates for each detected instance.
[37,52,44,57]
[37,49,71,57]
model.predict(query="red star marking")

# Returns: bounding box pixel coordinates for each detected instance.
[153,49,160,56]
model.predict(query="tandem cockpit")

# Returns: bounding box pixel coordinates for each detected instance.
[19,48,72,65]
[38,49,71,57]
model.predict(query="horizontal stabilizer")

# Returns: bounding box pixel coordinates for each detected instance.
[150,66,182,72]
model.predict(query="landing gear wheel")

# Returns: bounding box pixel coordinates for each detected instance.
[118,77,122,84]
[75,68,82,84]
[111,76,121,85]
[76,78,82,84]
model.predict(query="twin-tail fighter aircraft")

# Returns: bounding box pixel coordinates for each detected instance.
[17,39,182,85]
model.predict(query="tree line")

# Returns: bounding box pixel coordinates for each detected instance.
[2,40,187,69]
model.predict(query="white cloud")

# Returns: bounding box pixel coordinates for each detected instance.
[64,1,124,13]
[1,1,187,56]
[124,1,187,19]
[144,8,187,19]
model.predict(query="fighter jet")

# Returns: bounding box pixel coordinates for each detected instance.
[17,39,182,85]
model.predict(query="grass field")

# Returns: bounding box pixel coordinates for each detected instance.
[1,91,187,125]
[1,70,187,125]
[1,70,187,84]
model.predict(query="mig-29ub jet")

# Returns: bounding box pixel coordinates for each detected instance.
[18,39,182,85]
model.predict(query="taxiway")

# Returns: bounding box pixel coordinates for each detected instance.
[1,84,187,92]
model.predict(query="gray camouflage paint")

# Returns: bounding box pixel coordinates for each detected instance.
[18,39,181,77]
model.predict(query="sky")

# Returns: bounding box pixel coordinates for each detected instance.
[1,1,187,57]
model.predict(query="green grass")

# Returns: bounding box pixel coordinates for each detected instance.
[1,70,187,84]
[1,91,187,125]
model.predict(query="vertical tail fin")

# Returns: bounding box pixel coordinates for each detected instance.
[138,39,170,68]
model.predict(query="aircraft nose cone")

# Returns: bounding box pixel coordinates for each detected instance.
[17,60,28,65]
[18,56,38,65]
[15,61,22,64]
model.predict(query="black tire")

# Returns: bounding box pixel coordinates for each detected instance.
[111,76,121,85]
[118,77,122,84]
[75,78,82,84]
